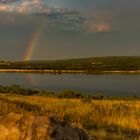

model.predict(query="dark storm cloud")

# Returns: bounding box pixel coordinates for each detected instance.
[33,3,91,32]
[35,10,86,31]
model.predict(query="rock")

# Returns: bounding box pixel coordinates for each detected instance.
[0,113,94,140]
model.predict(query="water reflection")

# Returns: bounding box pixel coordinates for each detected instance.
[0,73,140,96]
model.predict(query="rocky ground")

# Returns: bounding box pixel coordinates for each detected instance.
[0,113,93,140]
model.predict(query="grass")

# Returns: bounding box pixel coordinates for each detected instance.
[0,94,140,140]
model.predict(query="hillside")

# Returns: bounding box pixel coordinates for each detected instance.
[0,92,140,140]
[0,56,140,73]
[0,113,92,140]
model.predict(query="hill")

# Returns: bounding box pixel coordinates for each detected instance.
[0,92,140,140]
[1,56,140,73]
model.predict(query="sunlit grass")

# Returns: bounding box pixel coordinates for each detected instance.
[0,94,140,140]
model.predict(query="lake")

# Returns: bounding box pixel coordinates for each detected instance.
[0,73,140,96]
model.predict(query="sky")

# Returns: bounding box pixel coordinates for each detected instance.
[0,0,140,61]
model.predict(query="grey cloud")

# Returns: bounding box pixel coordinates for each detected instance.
[33,9,86,31]
[0,0,17,3]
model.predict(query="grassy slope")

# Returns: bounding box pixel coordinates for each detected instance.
[0,94,140,140]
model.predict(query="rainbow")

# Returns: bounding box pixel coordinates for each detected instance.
[27,74,37,85]
[23,19,46,61]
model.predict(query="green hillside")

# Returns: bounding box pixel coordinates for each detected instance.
[1,56,140,73]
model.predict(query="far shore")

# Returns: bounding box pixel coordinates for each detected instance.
[0,69,140,74]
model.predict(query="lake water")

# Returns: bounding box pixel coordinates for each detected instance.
[0,73,140,96]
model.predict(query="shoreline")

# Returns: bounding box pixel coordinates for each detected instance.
[0,69,140,74]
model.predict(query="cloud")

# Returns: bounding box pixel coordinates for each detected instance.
[29,4,86,31]
[0,0,81,17]
[0,0,17,3]
[86,21,113,33]
[0,0,86,31]
[0,0,45,13]
[47,11,86,31]
[0,0,113,33]
[0,0,64,14]
[0,5,9,11]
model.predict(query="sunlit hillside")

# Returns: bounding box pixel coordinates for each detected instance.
[0,93,140,140]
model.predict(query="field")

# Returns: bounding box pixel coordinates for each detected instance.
[0,93,140,140]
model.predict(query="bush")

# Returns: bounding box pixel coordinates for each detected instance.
[38,91,56,97]
[57,90,83,99]
[93,93,104,100]
[81,95,93,103]
[0,85,39,96]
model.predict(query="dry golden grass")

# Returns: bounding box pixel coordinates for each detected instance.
[0,94,140,140]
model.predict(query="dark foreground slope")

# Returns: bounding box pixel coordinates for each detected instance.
[0,93,140,140]
[0,113,93,140]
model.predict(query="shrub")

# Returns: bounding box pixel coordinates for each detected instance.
[81,95,93,103]
[93,93,104,100]
[57,90,83,99]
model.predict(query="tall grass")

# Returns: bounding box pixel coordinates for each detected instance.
[0,94,140,140]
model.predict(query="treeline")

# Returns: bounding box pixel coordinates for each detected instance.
[0,56,140,72]
[0,85,139,101]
